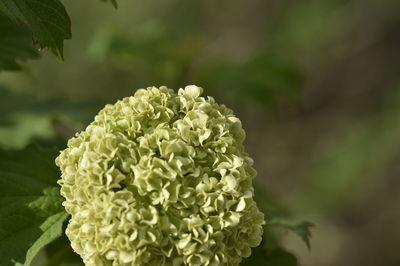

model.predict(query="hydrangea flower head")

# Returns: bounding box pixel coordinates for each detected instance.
[56,86,265,266]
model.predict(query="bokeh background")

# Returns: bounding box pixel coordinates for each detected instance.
[1,0,400,265]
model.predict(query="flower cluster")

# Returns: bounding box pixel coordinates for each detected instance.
[56,86,264,266]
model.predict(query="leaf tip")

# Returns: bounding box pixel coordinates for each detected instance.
[111,0,118,9]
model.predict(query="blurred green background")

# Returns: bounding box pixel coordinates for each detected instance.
[1,0,400,265]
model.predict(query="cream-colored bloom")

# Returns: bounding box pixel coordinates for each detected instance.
[56,86,264,266]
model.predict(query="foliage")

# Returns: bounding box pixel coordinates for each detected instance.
[241,246,297,266]
[0,0,119,64]
[0,144,68,265]
[0,0,71,60]
[0,14,38,70]
[0,87,103,148]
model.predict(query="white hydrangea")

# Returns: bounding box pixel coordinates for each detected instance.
[56,85,265,266]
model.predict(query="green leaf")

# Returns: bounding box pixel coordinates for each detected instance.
[268,219,314,250]
[0,144,68,266]
[241,246,298,266]
[254,186,314,249]
[0,13,39,70]
[45,237,84,266]
[19,212,68,266]
[0,0,71,60]
[42,234,84,266]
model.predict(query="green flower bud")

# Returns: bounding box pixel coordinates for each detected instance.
[56,86,265,266]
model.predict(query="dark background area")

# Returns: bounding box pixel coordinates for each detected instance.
[1,0,400,265]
